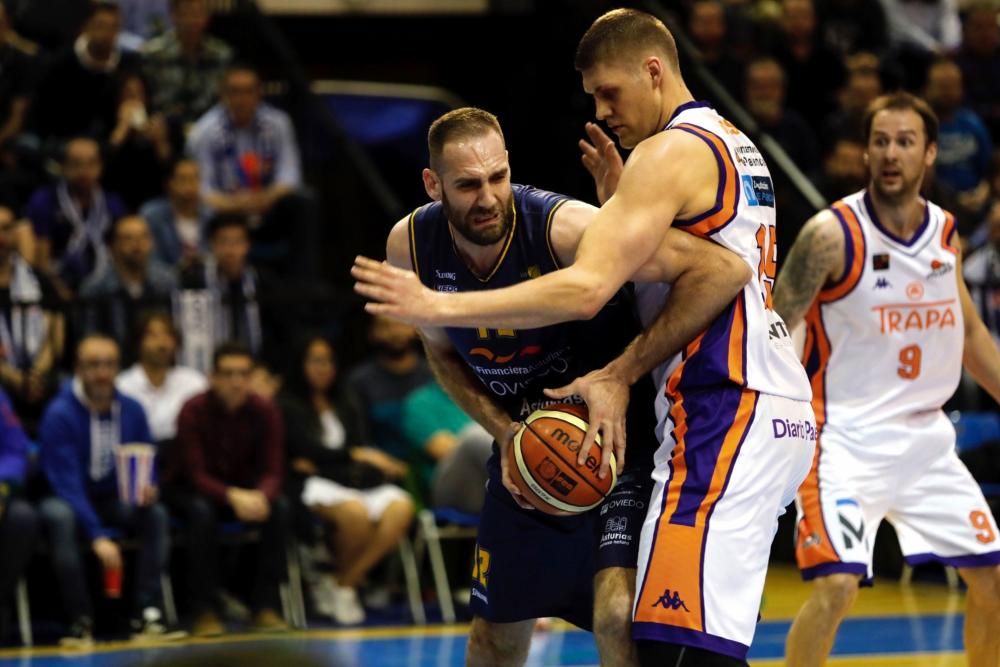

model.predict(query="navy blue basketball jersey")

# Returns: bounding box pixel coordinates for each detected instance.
[408,184,657,468]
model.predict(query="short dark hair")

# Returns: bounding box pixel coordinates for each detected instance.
[575,8,680,73]
[168,157,198,178]
[862,91,939,146]
[213,340,253,370]
[104,214,147,245]
[427,107,504,172]
[63,136,102,163]
[223,62,260,85]
[133,310,181,358]
[87,0,120,20]
[75,333,119,365]
[207,212,249,238]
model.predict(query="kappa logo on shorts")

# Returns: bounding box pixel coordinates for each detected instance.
[652,588,690,612]
[802,532,822,549]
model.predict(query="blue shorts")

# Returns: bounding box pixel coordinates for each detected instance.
[469,446,652,629]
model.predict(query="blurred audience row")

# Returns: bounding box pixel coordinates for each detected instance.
[684,0,1000,252]
[0,309,490,645]
[0,0,318,298]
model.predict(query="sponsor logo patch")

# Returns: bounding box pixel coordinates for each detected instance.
[741,175,775,207]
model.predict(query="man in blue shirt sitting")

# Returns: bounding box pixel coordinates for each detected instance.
[39,334,176,645]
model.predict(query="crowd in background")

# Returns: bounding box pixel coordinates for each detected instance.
[0,0,491,646]
[0,0,996,649]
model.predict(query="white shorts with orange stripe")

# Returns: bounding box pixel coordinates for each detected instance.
[632,387,816,661]
[795,410,1000,582]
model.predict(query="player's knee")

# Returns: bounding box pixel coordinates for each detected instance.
[467,620,530,664]
[962,565,1000,612]
[813,573,861,617]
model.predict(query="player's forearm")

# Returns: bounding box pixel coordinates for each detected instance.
[963,322,1000,404]
[609,261,752,385]
[432,265,613,329]
[421,338,510,441]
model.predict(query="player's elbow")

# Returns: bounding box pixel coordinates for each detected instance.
[710,252,753,299]
[574,283,614,320]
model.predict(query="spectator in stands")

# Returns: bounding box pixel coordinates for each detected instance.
[823,53,882,147]
[685,0,743,98]
[882,0,961,54]
[39,334,174,645]
[965,199,1000,337]
[142,0,233,135]
[965,201,1000,349]
[0,386,39,643]
[118,0,170,51]
[31,1,139,146]
[769,0,846,131]
[170,341,289,637]
[78,216,176,362]
[187,63,317,278]
[744,56,821,255]
[0,206,63,432]
[744,57,821,172]
[924,57,994,214]
[0,3,38,209]
[400,380,491,515]
[4,0,89,51]
[816,0,889,56]
[955,4,1000,142]
[279,335,412,625]
[175,213,278,373]
[140,158,212,267]
[105,73,173,211]
[24,137,127,296]
[117,312,206,445]
[818,136,867,201]
[348,315,430,472]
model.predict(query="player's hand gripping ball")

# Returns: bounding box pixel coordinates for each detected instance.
[508,403,617,515]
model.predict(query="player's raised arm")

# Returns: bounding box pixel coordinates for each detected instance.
[773,209,846,330]
[353,130,707,329]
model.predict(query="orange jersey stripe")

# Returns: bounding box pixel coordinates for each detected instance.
[819,201,865,303]
[941,211,959,256]
[802,302,832,431]
[794,444,840,570]
[666,332,706,399]
[727,293,747,386]
[795,304,839,569]
[635,389,758,632]
[672,123,739,238]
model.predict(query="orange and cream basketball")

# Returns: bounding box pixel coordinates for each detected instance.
[509,403,616,515]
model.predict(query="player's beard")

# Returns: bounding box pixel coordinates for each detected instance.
[870,167,923,205]
[444,190,514,247]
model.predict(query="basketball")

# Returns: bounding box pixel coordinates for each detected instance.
[508,403,617,515]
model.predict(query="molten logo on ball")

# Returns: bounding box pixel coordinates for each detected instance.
[551,427,580,452]
[548,426,601,473]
